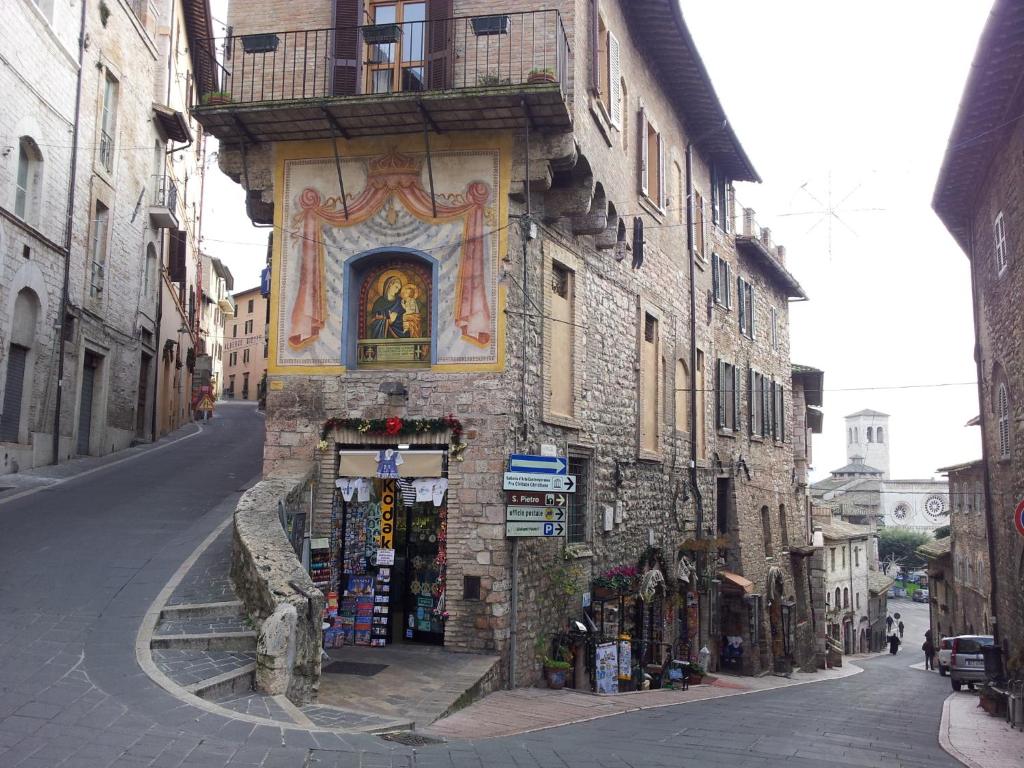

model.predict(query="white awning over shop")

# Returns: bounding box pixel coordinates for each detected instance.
[338,450,444,478]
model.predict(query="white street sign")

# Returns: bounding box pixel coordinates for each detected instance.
[505,521,566,538]
[503,472,577,492]
[505,506,567,523]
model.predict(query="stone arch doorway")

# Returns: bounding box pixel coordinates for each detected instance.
[765,566,785,670]
[0,288,42,445]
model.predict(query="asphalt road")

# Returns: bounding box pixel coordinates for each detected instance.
[0,406,960,767]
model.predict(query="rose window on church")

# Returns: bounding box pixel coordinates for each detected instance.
[924,496,945,520]
[893,503,910,521]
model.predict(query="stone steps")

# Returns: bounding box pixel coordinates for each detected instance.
[151,631,258,652]
[185,662,258,700]
[160,600,245,619]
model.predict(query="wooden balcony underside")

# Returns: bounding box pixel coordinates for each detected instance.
[194,85,572,144]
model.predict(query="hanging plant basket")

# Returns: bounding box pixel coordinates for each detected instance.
[363,23,402,45]
[471,15,510,36]
[241,33,280,54]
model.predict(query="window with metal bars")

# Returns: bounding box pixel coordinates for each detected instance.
[567,455,589,543]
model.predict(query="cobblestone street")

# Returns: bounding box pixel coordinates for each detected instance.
[0,405,978,767]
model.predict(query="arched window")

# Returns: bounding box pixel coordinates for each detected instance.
[835,587,841,608]
[14,137,43,224]
[779,503,788,546]
[866,426,873,442]
[876,426,884,443]
[853,427,858,443]
[847,427,852,444]
[356,258,432,367]
[977,557,985,590]
[856,592,860,610]
[997,382,1011,459]
[144,243,158,298]
[761,505,773,555]
[843,587,849,608]
[675,359,689,432]
[965,557,973,588]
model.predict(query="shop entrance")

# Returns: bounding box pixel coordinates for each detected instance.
[322,446,448,650]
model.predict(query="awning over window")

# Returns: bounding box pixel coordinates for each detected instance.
[338,450,444,478]
[152,103,192,143]
[718,570,754,594]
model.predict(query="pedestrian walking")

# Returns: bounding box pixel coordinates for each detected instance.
[888,633,901,655]
[922,630,936,670]
[886,615,894,632]
[898,620,905,639]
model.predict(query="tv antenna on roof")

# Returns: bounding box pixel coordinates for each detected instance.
[775,171,886,259]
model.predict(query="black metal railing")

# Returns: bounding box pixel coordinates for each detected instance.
[151,173,178,210]
[194,10,570,107]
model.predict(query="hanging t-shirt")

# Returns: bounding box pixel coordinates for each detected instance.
[336,477,372,502]
[412,479,436,503]
[398,478,417,505]
[375,449,404,478]
[431,478,448,507]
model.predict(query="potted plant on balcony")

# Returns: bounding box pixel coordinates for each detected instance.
[527,67,556,85]
[592,565,638,600]
[471,14,510,36]
[201,91,233,106]
[362,22,402,45]
[241,33,280,54]
[478,74,511,87]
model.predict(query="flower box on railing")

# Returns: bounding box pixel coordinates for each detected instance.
[471,15,510,36]
[241,33,280,54]
[363,23,402,45]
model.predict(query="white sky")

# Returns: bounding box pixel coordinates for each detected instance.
[201,1,991,481]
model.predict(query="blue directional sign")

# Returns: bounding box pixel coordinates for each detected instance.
[508,454,568,475]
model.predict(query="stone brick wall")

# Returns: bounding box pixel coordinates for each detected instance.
[948,462,992,636]
[963,105,1024,671]
[232,462,324,704]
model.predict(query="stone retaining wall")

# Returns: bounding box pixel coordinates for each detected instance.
[231,461,323,704]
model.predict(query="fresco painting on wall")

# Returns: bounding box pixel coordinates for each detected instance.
[278,147,501,369]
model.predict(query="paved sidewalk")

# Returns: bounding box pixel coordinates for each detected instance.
[426,663,863,740]
[940,691,1024,768]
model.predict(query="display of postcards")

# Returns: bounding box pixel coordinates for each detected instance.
[337,617,354,629]
[378,568,391,581]
[354,629,371,645]
[373,606,387,615]
[340,628,355,645]
[341,597,357,613]
[372,616,389,626]
[355,620,372,632]
[378,584,390,594]
[346,575,374,596]
[374,595,389,604]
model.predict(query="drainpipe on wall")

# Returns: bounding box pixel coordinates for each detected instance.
[967,226,1001,649]
[52,0,89,465]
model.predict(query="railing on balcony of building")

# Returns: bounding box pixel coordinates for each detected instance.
[734,199,787,265]
[152,173,179,211]
[194,10,570,107]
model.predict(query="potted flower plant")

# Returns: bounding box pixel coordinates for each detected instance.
[592,565,639,599]
[543,656,571,689]
[527,67,556,85]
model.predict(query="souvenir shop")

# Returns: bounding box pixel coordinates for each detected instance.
[313,446,450,649]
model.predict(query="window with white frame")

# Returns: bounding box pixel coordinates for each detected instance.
[89,201,109,299]
[711,253,732,308]
[14,137,42,223]
[997,382,1011,459]
[639,108,664,208]
[994,211,1007,274]
[99,72,119,173]
[737,277,754,338]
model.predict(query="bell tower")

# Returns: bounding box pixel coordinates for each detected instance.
[845,409,890,479]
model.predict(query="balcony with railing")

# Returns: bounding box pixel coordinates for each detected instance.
[732,199,806,300]
[192,10,572,144]
[149,174,179,230]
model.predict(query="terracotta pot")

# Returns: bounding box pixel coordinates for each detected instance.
[544,667,567,689]
[528,71,556,85]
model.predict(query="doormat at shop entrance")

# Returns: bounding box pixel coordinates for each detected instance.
[322,661,389,676]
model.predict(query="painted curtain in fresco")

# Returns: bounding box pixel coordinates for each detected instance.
[279,148,499,368]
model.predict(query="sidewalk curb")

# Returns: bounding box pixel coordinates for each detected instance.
[428,662,864,741]
[0,422,203,507]
[939,693,979,768]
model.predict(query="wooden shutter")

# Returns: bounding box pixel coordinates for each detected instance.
[737,277,745,334]
[711,253,719,301]
[332,0,362,96]
[639,107,648,195]
[0,344,27,443]
[725,262,733,308]
[657,133,666,208]
[716,360,724,428]
[749,285,756,339]
[168,230,187,283]
[748,368,754,435]
[426,0,453,91]
[732,365,739,431]
[590,0,601,93]
[608,31,621,128]
[632,217,644,269]
[778,385,785,441]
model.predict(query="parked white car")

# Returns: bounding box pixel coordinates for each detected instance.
[937,636,954,676]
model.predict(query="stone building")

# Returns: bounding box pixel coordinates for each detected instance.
[222,286,268,401]
[918,536,953,648]
[932,0,1024,673]
[200,255,234,397]
[196,0,815,684]
[816,515,874,654]
[939,459,992,636]
[0,0,213,471]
